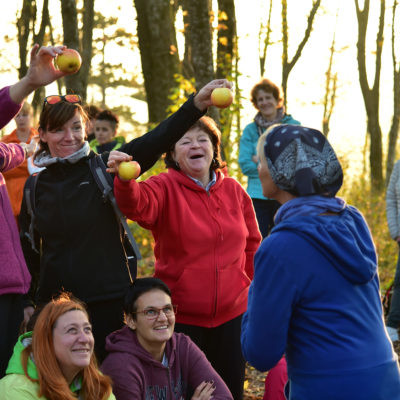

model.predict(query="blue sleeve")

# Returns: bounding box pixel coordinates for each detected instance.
[241,239,300,371]
[238,123,259,178]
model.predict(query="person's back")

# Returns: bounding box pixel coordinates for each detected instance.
[244,204,399,399]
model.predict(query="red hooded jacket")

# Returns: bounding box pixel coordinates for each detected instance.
[114,169,261,327]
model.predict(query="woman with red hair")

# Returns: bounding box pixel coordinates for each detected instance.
[0,293,115,400]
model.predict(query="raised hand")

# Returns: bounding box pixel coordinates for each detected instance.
[193,79,232,111]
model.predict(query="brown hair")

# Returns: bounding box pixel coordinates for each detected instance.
[164,116,226,172]
[35,101,88,160]
[250,78,283,108]
[21,293,112,400]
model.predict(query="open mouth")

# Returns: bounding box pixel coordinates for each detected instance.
[190,154,203,159]
[154,325,169,330]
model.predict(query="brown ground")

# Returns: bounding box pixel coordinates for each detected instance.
[243,342,400,399]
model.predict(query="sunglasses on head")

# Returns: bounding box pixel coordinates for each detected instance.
[42,94,82,109]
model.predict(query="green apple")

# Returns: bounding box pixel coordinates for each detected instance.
[118,161,141,180]
[211,88,233,108]
[55,48,82,74]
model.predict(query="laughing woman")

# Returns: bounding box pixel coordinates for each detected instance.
[108,116,261,399]
[0,293,115,400]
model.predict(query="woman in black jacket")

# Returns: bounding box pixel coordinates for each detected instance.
[19,79,231,361]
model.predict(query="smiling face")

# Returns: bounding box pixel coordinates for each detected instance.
[39,109,85,158]
[14,106,33,132]
[172,127,214,186]
[127,289,175,361]
[52,310,94,384]
[255,89,279,121]
[94,119,116,145]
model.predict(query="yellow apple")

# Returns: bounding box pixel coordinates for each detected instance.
[55,48,82,74]
[118,161,141,180]
[211,88,233,108]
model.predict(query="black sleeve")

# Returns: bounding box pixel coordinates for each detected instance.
[19,178,41,306]
[117,94,205,174]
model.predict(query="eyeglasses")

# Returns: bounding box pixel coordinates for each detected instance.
[42,94,82,109]
[133,305,178,320]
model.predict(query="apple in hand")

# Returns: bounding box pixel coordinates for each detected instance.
[55,49,82,73]
[118,161,141,180]
[211,88,233,108]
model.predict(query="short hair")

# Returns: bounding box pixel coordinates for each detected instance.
[21,293,112,400]
[124,277,171,320]
[95,109,119,131]
[36,101,88,160]
[19,102,33,115]
[250,78,283,108]
[164,116,226,172]
[83,104,101,120]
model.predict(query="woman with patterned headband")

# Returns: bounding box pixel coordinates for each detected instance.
[18,78,231,364]
[241,124,400,399]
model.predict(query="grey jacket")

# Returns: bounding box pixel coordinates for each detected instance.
[386,160,400,239]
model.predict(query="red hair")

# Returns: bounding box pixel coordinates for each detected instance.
[22,293,112,400]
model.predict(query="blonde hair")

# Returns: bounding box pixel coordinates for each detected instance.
[21,293,112,400]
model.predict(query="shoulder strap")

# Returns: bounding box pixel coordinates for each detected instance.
[88,154,142,260]
[24,170,44,253]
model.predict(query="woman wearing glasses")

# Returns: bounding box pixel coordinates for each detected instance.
[101,277,232,400]
[19,80,229,363]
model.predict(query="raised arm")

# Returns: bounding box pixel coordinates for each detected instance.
[118,79,232,175]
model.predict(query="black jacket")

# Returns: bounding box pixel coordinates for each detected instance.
[19,96,203,304]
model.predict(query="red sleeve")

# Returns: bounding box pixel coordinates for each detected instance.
[113,174,165,229]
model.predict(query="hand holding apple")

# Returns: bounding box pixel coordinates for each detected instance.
[211,87,233,108]
[55,48,82,74]
[194,79,232,111]
[118,161,141,181]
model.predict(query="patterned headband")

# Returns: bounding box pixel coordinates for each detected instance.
[263,124,343,196]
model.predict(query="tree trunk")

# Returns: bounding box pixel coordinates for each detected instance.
[80,0,95,102]
[216,0,236,81]
[386,0,400,185]
[182,0,214,91]
[134,0,180,123]
[354,0,385,190]
[281,0,321,110]
[259,1,273,77]
[60,0,84,96]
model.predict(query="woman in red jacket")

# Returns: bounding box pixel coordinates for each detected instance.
[108,116,261,399]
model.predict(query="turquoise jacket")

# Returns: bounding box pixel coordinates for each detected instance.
[0,332,115,400]
[238,115,300,200]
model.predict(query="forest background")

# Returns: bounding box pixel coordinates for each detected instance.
[0,0,399,291]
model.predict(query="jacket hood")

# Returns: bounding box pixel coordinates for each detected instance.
[105,325,176,367]
[273,205,377,284]
[6,331,37,379]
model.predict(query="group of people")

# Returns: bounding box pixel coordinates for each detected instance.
[1,43,400,400]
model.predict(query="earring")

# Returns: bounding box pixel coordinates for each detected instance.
[175,161,180,169]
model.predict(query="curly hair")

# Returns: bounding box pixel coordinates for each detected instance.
[21,293,112,400]
[250,78,283,108]
[164,116,226,172]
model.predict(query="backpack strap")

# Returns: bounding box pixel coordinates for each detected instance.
[24,170,43,254]
[88,154,142,261]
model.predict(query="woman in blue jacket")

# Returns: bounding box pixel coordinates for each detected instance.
[241,124,400,400]
[238,79,300,238]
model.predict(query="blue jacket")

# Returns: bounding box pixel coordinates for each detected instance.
[238,115,300,200]
[241,205,400,399]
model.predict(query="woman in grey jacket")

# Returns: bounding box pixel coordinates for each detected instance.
[386,159,400,341]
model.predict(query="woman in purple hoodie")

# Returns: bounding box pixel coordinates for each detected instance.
[0,44,70,378]
[101,278,233,400]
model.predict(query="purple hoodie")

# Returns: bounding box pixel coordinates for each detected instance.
[0,86,31,296]
[101,326,233,400]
